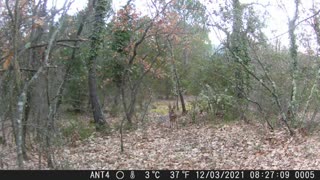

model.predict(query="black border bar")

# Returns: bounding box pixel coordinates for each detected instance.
[0,170,319,180]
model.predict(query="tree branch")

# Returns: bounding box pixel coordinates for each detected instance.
[28,38,88,49]
[271,9,320,40]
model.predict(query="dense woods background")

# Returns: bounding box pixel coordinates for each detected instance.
[1,0,320,169]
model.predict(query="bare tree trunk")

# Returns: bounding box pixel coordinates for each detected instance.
[176,95,179,110]
[22,0,48,160]
[13,1,70,169]
[45,69,53,168]
[168,40,187,114]
[127,91,138,124]
[120,117,125,152]
[0,78,9,145]
[22,94,30,160]
[0,118,4,145]
[120,83,133,125]
[57,10,87,111]
[175,68,186,113]
[165,79,170,99]
[9,0,24,169]
[88,67,106,129]
[15,90,25,169]
[139,88,153,122]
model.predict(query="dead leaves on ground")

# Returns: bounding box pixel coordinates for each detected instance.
[60,121,320,170]
[1,120,320,169]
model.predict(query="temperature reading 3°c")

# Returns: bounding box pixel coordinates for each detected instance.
[145,171,160,179]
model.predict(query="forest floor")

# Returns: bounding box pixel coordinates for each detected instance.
[59,120,320,169]
[1,102,320,169]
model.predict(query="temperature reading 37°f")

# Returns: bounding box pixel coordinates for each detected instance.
[145,171,160,179]
[170,171,190,179]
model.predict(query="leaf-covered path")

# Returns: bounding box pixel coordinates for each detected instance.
[62,121,320,169]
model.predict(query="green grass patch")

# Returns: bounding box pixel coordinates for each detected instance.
[61,113,95,141]
[150,103,169,115]
[150,101,193,115]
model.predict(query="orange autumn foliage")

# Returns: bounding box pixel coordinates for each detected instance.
[2,51,13,70]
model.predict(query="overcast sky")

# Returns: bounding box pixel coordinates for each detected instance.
[49,0,317,52]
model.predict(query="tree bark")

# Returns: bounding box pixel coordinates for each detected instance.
[87,0,109,130]
[168,40,187,114]
[88,67,106,129]
[288,0,299,123]
[230,0,250,120]
[9,0,24,169]
[13,1,70,168]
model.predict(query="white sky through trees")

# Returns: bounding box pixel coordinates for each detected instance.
[50,0,318,53]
